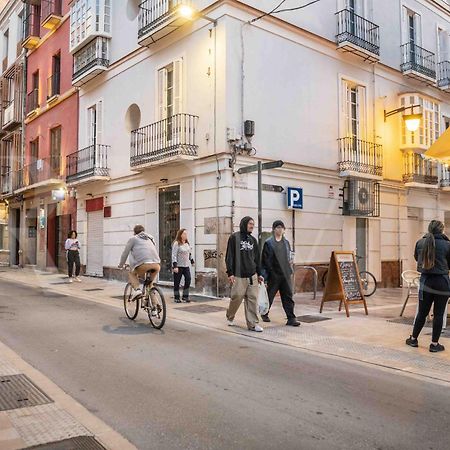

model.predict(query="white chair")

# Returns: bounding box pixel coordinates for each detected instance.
[400,270,420,317]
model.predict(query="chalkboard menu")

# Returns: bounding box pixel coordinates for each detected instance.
[320,251,368,317]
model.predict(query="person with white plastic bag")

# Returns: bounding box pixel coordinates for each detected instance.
[261,220,300,326]
[258,283,270,316]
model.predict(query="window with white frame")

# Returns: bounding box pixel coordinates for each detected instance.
[438,28,450,63]
[158,60,183,121]
[87,100,103,146]
[401,6,421,46]
[341,79,367,142]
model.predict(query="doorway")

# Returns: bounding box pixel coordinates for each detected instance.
[356,218,367,272]
[47,203,57,267]
[86,210,104,276]
[26,208,37,265]
[11,208,20,265]
[158,185,180,281]
[56,214,71,270]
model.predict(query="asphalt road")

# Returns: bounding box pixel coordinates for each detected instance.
[0,279,449,450]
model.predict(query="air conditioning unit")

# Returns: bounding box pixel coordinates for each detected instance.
[342,179,380,217]
[3,102,14,125]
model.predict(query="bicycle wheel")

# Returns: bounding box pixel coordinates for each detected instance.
[124,283,139,320]
[322,270,328,287]
[359,271,377,297]
[147,286,166,329]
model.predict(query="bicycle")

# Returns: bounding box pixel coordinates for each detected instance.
[122,265,167,329]
[321,255,377,297]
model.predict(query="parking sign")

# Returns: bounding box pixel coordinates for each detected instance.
[287,187,303,209]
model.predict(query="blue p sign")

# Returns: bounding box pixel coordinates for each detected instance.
[287,187,303,210]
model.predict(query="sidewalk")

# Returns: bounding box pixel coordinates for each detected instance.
[0,322,136,449]
[1,268,449,386]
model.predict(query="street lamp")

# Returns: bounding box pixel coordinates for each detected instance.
[176,3,217,24]
[384,104,423,132]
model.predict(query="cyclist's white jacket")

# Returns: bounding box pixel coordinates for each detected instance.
[120,232,161,270]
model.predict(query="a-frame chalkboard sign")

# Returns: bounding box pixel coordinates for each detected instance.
[320,251,368,317]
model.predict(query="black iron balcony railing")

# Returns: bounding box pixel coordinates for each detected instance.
[336,9,380,57]
[47,72,60,99]
[401,42,436,80]
[440,165,450,188]
[23,7,41,42]
[0,169,12,195]
[131,113,198,167]
[338,137,383,177]
[138,0,191,38]
[73,37,109,81]
[66,144,110,183]
[22,156,61,188]
[26,88,39,114]
[403,152,438,185]
[42,0,62,23]
[438,61,450,88]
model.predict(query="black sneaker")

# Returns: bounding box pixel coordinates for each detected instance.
[406,336,418,348]
[286,318,301,327]
[261,314,271,323]
[429,343,445,353]
[182,298,191,303]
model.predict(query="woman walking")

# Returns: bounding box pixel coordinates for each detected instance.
[406,220,450,352]
[65,230,81,283]
[172,229,194,303]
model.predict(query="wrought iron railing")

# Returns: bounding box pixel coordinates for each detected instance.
[73,37,109,81]
[440,164,450,187]
[401,42,436,80]
[403,152,438,185]
[338,137,383,177]
[438,61,450,87]
[0,169,12,195]
[42,0,62,22]
[131,113,198,167]
[23,7,41,42]
[21,156,62,188]
[47,72,60,99]
[66,144,110,183]
[138,0,192,38]
[26,88,39,114]
[336,9,380,56]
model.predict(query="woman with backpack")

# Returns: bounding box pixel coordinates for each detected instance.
[172,229,194,303]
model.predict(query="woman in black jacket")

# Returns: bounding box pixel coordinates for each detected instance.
[406,220,450,352]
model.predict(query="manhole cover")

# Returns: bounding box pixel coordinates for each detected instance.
[84,288,104,292]
[388,317,432,327]
[296,315,332,323]
[0,374,53,411]
[176,304,227,314]
[24,436,106,450]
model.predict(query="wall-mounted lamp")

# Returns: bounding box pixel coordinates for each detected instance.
[177,4,217,24]
[384,104,422,133]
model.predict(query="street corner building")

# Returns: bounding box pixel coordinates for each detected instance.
[2,0,450,296]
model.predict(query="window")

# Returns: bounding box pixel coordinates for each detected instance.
[87,101,102,146]
[402,7,421,46]
[438,28,450,63]
[341,79,366,141]
[29,139,39,185]
[50,127,61,176]
[0,223,8,251]
[50,52,61,97]
[158,60,183,120]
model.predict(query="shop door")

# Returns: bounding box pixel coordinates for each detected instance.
[159,185,180,281]
[26,208,37,265]
[47,204,57,267]
[12,208,20,265]
[56,214,71,270]
[86,210,104,276]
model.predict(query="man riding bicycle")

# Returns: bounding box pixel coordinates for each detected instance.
[118,225,161,303]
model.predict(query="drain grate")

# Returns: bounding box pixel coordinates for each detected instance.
[388,317,432,327]
[84,288,104,292]
[0,374,53,411]
[24,436,107,450]
[176,304,227,314]
[296,315,332,323]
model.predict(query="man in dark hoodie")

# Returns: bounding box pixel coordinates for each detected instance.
[225,216,264,332]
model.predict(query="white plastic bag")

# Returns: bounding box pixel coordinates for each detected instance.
[258,284,270,316]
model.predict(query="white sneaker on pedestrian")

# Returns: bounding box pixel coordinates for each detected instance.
[68,278,73,283]
[251,325,263,332]
[74,277,82,282]
[227,320,235,327]
[131,288,142,300]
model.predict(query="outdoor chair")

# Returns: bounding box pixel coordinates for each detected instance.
[400,270,420,317]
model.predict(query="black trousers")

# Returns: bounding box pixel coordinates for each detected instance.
[67,250,80,278]
[174,267,191,300]
[413,274,450,342]
[266,274,296,320]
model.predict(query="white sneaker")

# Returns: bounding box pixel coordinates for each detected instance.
[227,320,235,327]
[251,325,263,332]
[131,289,142,300]
[74,277,82,282]
[68,278,73,283]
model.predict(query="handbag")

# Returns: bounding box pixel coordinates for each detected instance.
[258,284,270,316]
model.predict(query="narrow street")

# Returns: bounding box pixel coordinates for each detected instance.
[0,279,449,450]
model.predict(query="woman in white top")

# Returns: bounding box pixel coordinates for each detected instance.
[65,230,81,283]
[172,229,194,303]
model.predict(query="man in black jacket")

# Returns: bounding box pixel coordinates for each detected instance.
[261,220,300,326]
[225,216,264,332]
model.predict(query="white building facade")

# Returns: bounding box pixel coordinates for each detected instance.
[67,0,450,295]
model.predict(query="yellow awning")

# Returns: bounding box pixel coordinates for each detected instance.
[427,126,450,159]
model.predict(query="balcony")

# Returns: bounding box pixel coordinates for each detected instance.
[336,9,379,62]
[26,88,39,116]
[2,101,20,131]
[138,0,193,47]
[41,0,63,30]
[0,170,13,197]
[47,72,60,101]
[72,37,109,87]
[16,156,62,192]
[440,164,450,191]
[66,144,110,185]
[22,8,41,50]
[403,152,438,188]
[131,113,198,169]
[338,137,383,180]
[401,43,436,83]
[437,61,450,92]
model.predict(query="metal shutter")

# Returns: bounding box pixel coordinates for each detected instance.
[86,210,104,276]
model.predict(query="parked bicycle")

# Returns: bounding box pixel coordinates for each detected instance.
[321,255,377,297]
[122,265,167,329]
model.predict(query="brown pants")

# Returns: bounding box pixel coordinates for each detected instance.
[129,263,160,289]
[226,274,259,329]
